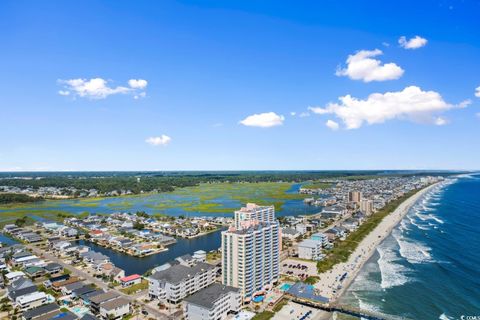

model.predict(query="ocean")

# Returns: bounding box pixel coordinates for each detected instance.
[340,175,480,319]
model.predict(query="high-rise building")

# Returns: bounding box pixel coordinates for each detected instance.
[234,203,275,229]
[348,191,362,203]
[360,199,374,215]
[222,204,280,300]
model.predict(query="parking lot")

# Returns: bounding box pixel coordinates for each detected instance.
[281,258,318,281]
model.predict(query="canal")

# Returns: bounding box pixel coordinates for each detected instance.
[75,228,225,275]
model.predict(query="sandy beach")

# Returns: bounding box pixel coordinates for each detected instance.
[314,183,439,303]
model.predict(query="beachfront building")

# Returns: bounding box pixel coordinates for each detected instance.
[183,283,241,320]
[148,262,217,304]
[298,239,324,261]
[360,199,374,215]
[310,233,329,247]
[222,203,280,300]
[234,203,275,229]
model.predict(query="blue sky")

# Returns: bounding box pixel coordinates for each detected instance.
[1,0,479,171]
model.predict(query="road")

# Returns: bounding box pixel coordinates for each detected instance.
[27,244,170,320]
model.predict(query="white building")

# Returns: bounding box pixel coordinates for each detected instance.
[16,291,48,310]
[99,297,130,320]
[222,203,280,300]
[148,262,217,304]
[192,250,207,262]
[5,271,26,282]
[183,283,241,320]
[297,239,324,261]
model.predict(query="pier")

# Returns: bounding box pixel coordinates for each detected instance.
[290,297,411,320]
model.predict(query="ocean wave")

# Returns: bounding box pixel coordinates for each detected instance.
[429,214,444,224]
[377,243,411,289]
[352,292,381,314]
[439,313,455,320]
[394,231,434,264]
[413,211,444,225]
[406,215,431,230]
[399,219,410,231]
[415,211,430,220]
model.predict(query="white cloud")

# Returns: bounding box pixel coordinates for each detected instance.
[58,78,148,99]
[311,86,465,129]
[434,117,448,126]
[335,49,404,82]
[308,106,329,115]
[299,112,310,118]
[475,86,480,98]
[128,79,148,89]
[399,36,428,49]
[290,112,297,116]
[239,112,285,128]
[325,119,339,130]
[145,135,171,146]
[134,92,147,100]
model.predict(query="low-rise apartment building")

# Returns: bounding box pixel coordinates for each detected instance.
[148,262,217,304]
[184,283,241,320]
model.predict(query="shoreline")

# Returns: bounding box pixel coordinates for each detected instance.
[314,182,441,303]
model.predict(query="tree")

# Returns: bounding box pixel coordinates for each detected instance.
[133,222,145,230]
[14,217,28,227]
[136,211,149,218]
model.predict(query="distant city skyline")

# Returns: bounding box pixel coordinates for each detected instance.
[1,0,479,171]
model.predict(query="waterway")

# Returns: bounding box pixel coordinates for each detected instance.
[75,229,225,275]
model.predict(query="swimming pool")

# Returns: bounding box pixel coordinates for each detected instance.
[252,295,264,303]
[279,283,292,291]
[70,306,89,317]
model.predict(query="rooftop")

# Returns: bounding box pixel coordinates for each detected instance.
[119,274,141,282]
[184,283,239,309]
[100,297,130,311]
[150,262,215,285]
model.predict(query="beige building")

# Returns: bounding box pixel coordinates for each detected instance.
[360,199,374,215]
[348,191,362,203]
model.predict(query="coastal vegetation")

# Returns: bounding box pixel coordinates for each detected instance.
[304,276,320,285]
[316,188,421,273]
[301,182,331,189]
[0,193,41,204]
[1,170,443,197]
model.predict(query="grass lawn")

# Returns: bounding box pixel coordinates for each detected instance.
[272,298,289,312]
[317,188,423,273]
[252,311,275,320]
[206,251,221,262]
[120,279,148,295]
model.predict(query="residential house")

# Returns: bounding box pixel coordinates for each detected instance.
[119,274,141,287]
[99,297,130,320]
